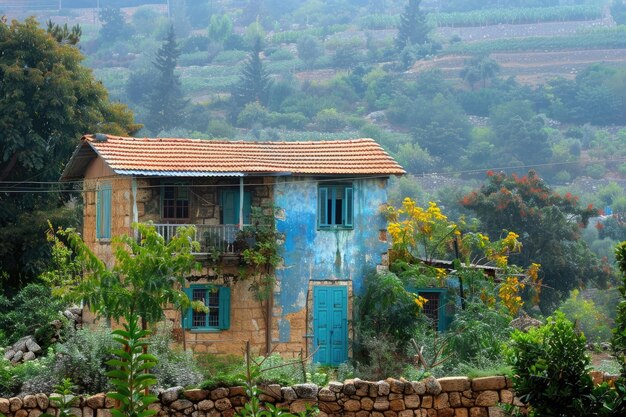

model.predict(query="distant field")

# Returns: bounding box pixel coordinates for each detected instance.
[410,49,626,85]
[435,17,613,42]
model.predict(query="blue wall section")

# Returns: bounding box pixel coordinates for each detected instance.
[273,176,390,317]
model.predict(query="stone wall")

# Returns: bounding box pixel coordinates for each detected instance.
[2,373,618,417]
[1,376,526,417]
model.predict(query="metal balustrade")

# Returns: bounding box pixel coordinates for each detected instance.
[153,224,240,254]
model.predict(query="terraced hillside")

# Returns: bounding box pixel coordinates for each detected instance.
[409,17,626,85]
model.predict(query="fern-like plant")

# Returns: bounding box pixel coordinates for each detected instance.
[106,314,158,417]
[41,378,77,417]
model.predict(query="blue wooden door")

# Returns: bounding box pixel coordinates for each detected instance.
[313,286,348,365]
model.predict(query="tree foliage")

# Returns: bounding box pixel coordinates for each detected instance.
[146,25,187,135]
[614,241,626,377]
[507,312,592,417]
[51,223,200,328]
[460,55,500,90]
[395,0,430,51]
[0,18,140,291]
[461,171,609,311]
[233,37,272,110]
[99,8,133,42]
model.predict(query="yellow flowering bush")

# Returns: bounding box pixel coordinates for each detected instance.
[498,277,525,316]
[387,197,542,316]
[387,198,458,261]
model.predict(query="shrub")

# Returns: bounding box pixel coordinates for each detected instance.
[445,302,512,367]
[51,325,116,395]
[237,102,269,128]
[586,163,606,179]
[354,271,427,378]
[507,312,592,416]
[558,289,613,344]
[207,119,235,139]
[614,242,626,376]
[267,112,308,130]
[148,323,203,389]
[0,284,68,346]
[314,108,347,132]
[2,352,57,396]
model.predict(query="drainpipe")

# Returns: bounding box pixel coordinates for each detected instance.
[131,178,138,237]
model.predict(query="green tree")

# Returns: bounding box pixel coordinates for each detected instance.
[297,35,322,68]
[0,18,140,291]
[395,0,430,52]
[52,223,200,330]
[490,100,552,166]
[233,36,272,109]
[411,93,472,162]
[98,8,132,42]
[146,25,187,135]
[208,14,233,43]
[611,0,626,25]
[461,171,609,311]
[460,55,500,90]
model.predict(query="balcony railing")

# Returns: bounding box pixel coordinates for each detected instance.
[153,224,240,254]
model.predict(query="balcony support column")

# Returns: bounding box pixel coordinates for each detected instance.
[239,177,244,230]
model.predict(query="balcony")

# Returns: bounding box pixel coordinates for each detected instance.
[154,224,241,254]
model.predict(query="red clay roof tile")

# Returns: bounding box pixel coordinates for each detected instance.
[78,134,406,176]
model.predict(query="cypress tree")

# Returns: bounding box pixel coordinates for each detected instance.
[147,25,187,134]
[395,0,430,51]
[233,36,272,109]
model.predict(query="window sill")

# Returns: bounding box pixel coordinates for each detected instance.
[96,238,112,243]
[317,226,354,231]
[187,328,223,333]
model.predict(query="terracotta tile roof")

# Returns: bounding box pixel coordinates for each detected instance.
[62,134,405,179]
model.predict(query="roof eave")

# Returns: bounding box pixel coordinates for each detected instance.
[59,140,98,181]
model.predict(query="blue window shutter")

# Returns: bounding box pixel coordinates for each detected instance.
[102,185,112,238]
[318,187,329,226]
[96,183,112,239]
[183,286,193,329]
[243,191,252,224]
[343,186,353,227]
[96,189,102,239]
[221,190,237,224]
[219,287,231,330]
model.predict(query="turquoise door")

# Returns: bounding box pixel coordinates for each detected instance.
[313,286,348,365]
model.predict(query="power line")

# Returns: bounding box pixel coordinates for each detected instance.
[3,154,626,191]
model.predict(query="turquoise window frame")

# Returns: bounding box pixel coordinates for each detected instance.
[318,183,353,229]
[96,182,112,239]
[183,284,231,331]
[409,287,451,332]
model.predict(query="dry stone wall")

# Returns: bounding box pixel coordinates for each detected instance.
[0,376,529,417]
[2,372,614,417]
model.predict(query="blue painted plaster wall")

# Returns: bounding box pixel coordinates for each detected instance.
[273,176,390,317]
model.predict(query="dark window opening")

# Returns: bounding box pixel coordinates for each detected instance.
[163,186,189,219]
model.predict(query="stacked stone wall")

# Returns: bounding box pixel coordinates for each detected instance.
[0,375,525,417]
[1,373,618,417]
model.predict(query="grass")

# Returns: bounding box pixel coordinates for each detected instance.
[462,365,513,379]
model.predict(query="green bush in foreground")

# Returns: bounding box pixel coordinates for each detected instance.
[507,312,591,416]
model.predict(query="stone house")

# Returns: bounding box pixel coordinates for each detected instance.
[60,134,405,364]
